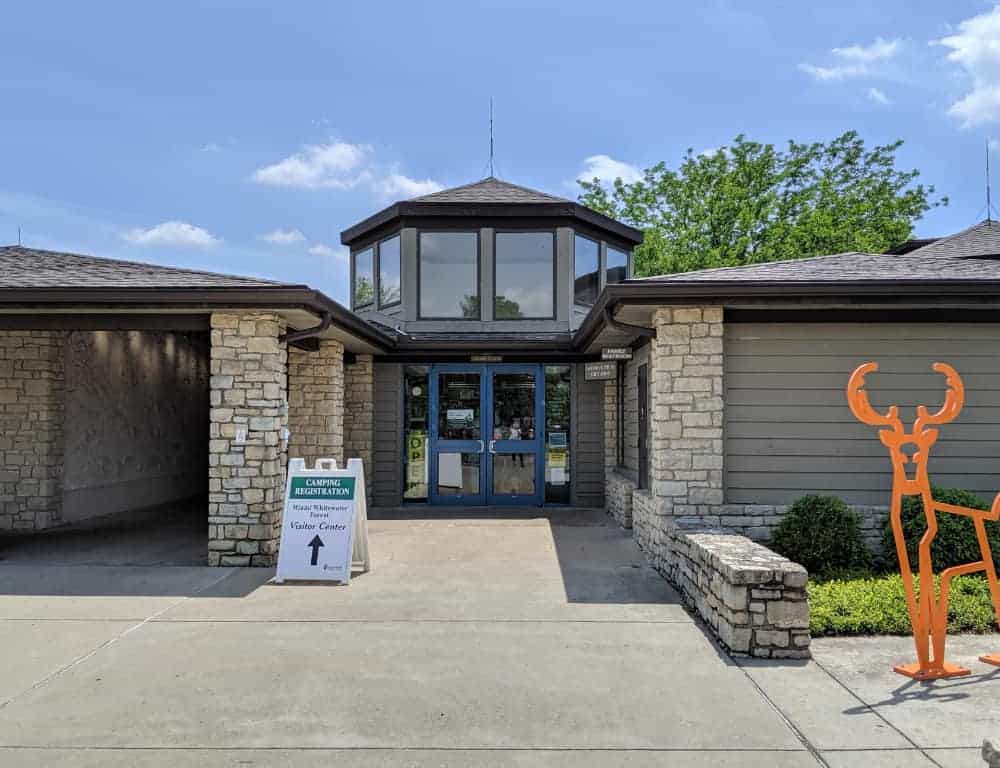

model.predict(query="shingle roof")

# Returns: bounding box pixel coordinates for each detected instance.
[637,249,1000,284]
[635,221,1000,285]
[905,219,1000,259]
[0,246,289,288]
[409,177,569,204]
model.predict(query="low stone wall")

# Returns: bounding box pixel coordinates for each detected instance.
[706,504,887,555]
[605,470,635,529]
[640,520,810,658]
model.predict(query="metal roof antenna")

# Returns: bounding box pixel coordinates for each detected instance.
[987,138,993,224]
[17,226,21,246]
[489,97,495,179]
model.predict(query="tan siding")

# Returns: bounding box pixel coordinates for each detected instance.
[724,323,1000,506]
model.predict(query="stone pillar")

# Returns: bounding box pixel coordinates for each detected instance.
[0,331,65,531]
[344,354,374,498]
[208,313,287,566]
[287,340,344,468]
[643,306,724,531]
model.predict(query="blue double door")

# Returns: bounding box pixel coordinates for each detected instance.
[428,364,545,506]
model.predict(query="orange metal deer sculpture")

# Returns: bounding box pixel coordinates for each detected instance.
[847,362,1000,679]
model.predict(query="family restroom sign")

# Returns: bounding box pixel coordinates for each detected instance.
[275,457,370,584]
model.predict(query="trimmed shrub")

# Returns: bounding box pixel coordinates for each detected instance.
[770,494,871,577]
[883,486,1000,573]
[809,572,999,636]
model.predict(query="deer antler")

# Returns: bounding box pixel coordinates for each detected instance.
[847,362,903,430]
[913,362,965,433]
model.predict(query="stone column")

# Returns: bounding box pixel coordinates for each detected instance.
[0,330,65,531]
[287,340,345,467]
[208,313,287,566]
[648,306,724,525]
[344,354,374,498]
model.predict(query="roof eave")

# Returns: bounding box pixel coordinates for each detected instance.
[340,201,643,246]
[0,285,396,351]
[572,279,1000,351]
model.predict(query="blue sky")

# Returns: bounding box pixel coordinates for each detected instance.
[2,1,1000,304]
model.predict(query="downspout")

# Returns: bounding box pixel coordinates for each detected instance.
[603,305,655,338]
[279,310,332,345]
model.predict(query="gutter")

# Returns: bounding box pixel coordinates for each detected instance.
[0,285,396,352]
[573,278,1000,352]
[280,309,331,345]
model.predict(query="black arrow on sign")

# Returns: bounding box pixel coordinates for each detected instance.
[307,535,324,566]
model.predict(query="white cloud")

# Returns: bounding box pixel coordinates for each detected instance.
[252,140,442,199]
[378,173,444,198]
[308,244,348,261]
[937,7,1000,127]
[800,37,902,82]
[200,142,223,153]
[252,141,372,189]
[867,87,891,105]
[576,154,643,185]
[259,228,306,245]
[832,37,901,62]
[122,220,220,248]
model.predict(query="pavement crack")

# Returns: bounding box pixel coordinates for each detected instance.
[810,656,946,768]
[0,568,238,712]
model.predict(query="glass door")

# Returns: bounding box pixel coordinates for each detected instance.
[486,365,544,505]
[429,366,486,505]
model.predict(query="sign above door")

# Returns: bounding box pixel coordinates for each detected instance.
[601,347,632,361]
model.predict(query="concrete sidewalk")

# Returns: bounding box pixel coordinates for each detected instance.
[0,511,996,766]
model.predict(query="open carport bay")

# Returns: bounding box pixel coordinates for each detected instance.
[1,326,209,561]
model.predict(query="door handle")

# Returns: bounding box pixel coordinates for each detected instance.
[476,440,485,454]
[488,440,496,454]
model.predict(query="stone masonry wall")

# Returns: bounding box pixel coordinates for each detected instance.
[344,354,374,499]
[287,340,344,469]
[657,525,810,658]
[0,331,65,530]
[208,313,288,566]
[629,306,724,552]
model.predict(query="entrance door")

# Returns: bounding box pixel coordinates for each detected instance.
[428,364,544,506]
[429,366,486,505]
[486,366,543,505]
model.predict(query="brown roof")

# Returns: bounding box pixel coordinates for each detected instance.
[410,177,569,204]
[0,246,287,288]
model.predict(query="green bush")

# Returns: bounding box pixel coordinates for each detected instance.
[883,486,1000,572]
[809,572,999,636]
[770,495,871,577]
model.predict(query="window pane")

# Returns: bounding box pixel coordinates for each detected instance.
[379,235,401,306]
[437,372,481,440]
[493,454,535,496]
[574,235,599,305]
[403,366,429,501]
[492,373,536,441]
[494,232,553,319]
[354,247,374,307]
[420,232,478,318]
[545,365,571,503]
[607,246,629,285]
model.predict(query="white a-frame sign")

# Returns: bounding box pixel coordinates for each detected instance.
[275,457,370,584]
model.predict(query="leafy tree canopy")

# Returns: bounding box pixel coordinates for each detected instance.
[578,131,947,277]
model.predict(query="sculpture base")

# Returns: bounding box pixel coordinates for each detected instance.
[893,661,971,680]
[979,654,1000,667]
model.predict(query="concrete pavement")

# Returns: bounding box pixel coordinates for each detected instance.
[0,510,997,766]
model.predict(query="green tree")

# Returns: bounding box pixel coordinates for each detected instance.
[578,131,947,277]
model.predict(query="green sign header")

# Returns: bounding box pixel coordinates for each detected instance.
[290,476,356,500]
